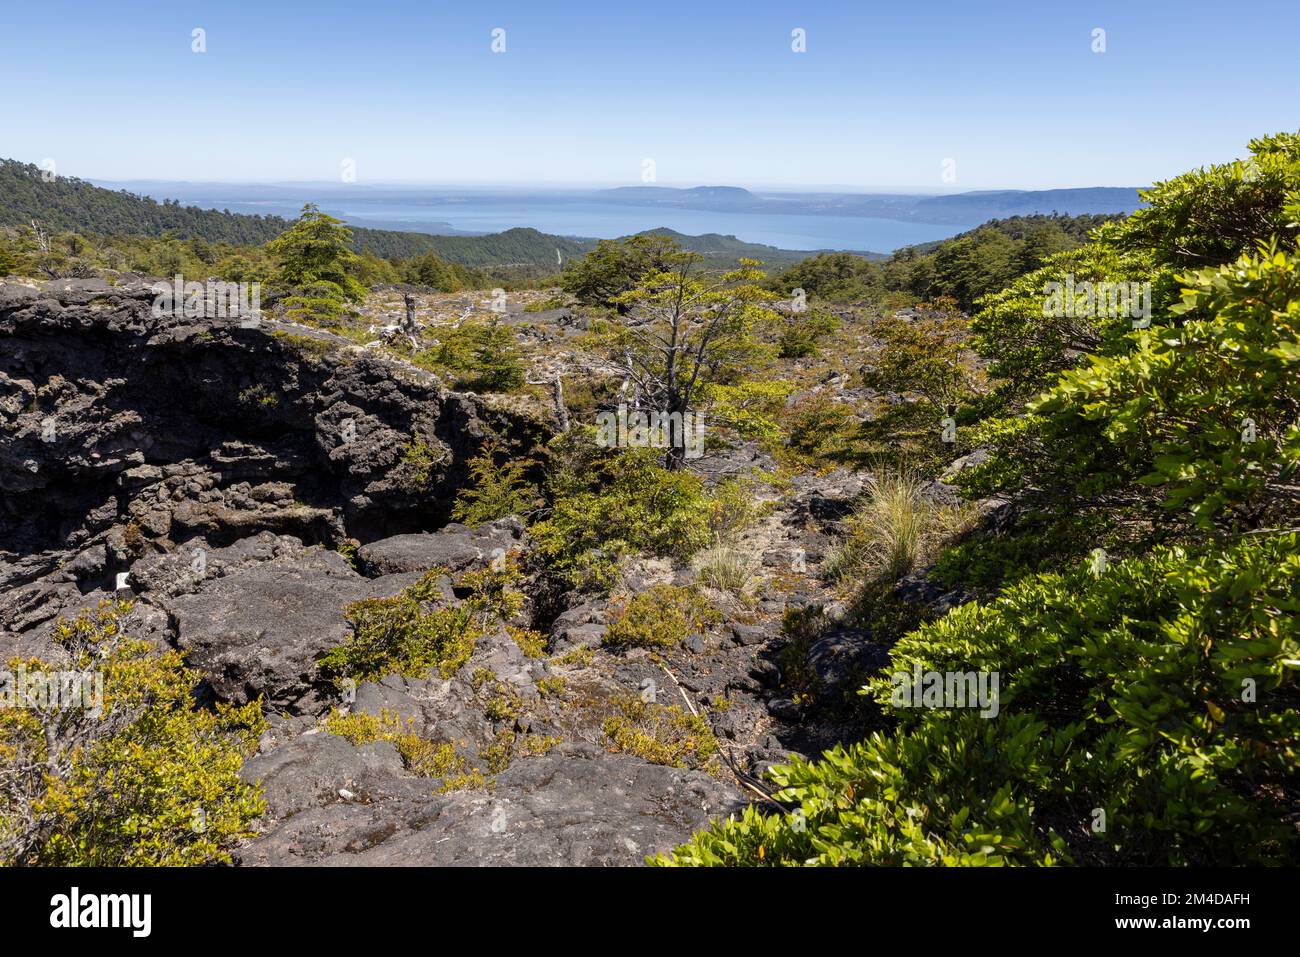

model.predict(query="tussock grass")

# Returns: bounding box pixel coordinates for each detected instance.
[692,544,759,602]
[824,472,977,584]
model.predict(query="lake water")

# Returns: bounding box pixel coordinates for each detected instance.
[113,185,968,253]
[324,198,964,253]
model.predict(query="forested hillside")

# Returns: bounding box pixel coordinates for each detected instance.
[772,213,1117,310]
[0,159,859,275]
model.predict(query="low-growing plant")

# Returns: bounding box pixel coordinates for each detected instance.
[692,545,759,601]
[602,696,720,771]
[325,708,465,778]
[0,602,266,866]
[603,584,719,650]
[321,564,524,684]
[825,473,977,584]
[506,625,547,659]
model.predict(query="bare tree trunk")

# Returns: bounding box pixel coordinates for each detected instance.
[552,376,570,432]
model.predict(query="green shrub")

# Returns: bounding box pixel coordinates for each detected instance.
[451,440,538,525]
[397,439,442,490]
[603,584,718,650]
[777,308,841,359]
[532,448,717,590]
[320,564,524,684]
[602,696,720,771]
[416,319,524,392]
[661,537,1300,866]
[325,708,464,778]
[780,396,863,467]
[0,602,266,866]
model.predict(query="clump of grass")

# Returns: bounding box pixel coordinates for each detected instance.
[693,544,759,602]
[601,696,719,771]
[824,472,977,583]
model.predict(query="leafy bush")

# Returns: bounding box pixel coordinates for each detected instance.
[560,233,681,308]
[414,319,525,392]
[1117,130,1300,268]
[602,696,720,771]
[451,440,538,525]
[780,396,863,467]
[0,602,266,866]
[703,380,795,445]
[770,251,883,303]
[320,564,523,684]
[532,448,716,589]
[1036,246,1300,529]
[662,537,1300,866]
[603,584,718,650]
[777,307,841,359]
[325,708,465,777]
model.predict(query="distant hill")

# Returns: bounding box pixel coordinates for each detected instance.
[602,185,758,205]
[0,159,461,259]
[632,227,882,266]
[910,187,1144,222]
[596,183,1147,226]
[0,160,872,271]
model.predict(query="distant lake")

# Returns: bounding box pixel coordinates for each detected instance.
[107,185,969,253]
[324,199,965,252]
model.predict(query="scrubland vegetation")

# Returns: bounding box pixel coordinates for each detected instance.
[3,131,1297,868]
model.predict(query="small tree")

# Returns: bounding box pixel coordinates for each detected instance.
[267,203,367,324]
[451,441,538,525]
[584,242,780,469]
[560,232,681,309]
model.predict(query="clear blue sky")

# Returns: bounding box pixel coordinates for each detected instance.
[2,0,1297,190]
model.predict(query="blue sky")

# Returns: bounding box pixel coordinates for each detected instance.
[2,0,1297,189]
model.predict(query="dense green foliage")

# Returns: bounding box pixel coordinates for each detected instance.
[663,130,1300,867]
[267,204,368,322]
[409,317,526,391]
[532,445,716,589]
[320,565,524,685]
[560,232,683,308]
[451,442,539,526]
[661,538,1299,866]
[0,603,266,866]
[770,214,1115,311]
